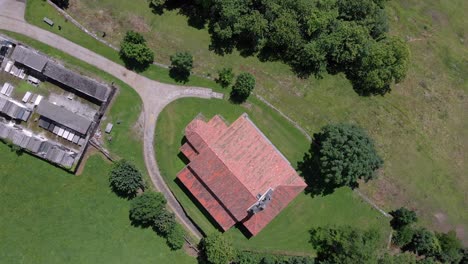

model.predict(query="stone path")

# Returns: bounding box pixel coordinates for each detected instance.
[0,0,222,240]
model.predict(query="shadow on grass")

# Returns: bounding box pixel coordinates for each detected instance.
[297,142,339,197]
[169,68,190,83]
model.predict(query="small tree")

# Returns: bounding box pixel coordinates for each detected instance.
[393,226,416,248]
[406,228,441,257]
[166,223,185,250]
[154,209,176,236]
[390,207,418,230]
[120,31,154,71]
[378,253,417,264]
[169,52,193,81]
[216,67,234,88]
[109,160,144,198]
[129,192,166,227]
[230,72,255,103]
[436,231,463,264]
[200,232,235,264]
[313,123,383,189]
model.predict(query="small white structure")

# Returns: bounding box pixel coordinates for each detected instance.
[34,95,43,106]
[4,61,13,72]
[22,92,32,103]
[58,128,64,137]
[62,130,70,139]
[27,75,40,86]
[105,123,113,134]
[1,82,14,97]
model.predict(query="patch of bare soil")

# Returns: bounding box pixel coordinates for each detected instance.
[359,176,413,210]
[127,14,150,33]
[427,9,450,27]
[183,242,199,257]
[433,212,467,246]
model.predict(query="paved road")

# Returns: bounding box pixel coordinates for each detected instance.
[0,0,219,240]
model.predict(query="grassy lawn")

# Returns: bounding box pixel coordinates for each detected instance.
[155,97,390,254]
[0,144,195,264]
[39,0,467,243]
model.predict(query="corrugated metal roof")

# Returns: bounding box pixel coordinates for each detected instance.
[36,100,92,135]
[10,45,48,72]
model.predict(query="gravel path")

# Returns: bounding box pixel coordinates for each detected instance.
[0,0,223,240]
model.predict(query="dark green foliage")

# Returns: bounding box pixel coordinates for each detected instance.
[303,123,383,193]
[234,251,314,264]
[157,0,407,95]
[460,248,468,264]
[119,31,154,71]
[435,231,463,263]
[261,255,277,264]
[393,226,416,247]
[309,226,381,264]
[129,192,166,227]
[51,0,69,9]
[148,0,166,14]
[406,228,441,257]
[347,37,410,95]
[200,232,235,264]
[230,72,255,103]
[166,223,185,250]
[390,207,418,230]
[154,209,176,236]
[109,159,144,198]
[216,67,235,88]
[416,257,440,264]
[169,52,193,82]
[378,253,417,264]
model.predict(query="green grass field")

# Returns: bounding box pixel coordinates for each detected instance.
[0,145,195,264]
[31,0,467,243]
[155,98,390,254]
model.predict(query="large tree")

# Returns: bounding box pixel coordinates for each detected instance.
[169,52,193,81]
[109,159,144,198]
[390,207,418,230]
[154,209,176,236]
[230,72,255,103]
[166,223,185,250]
[436,231,463,263]
[129,192,166,227]
[119,31,154,71]
[200,232,235,264]
[310,225,381,264]
[313,123,383,189]
[406,228,441,257]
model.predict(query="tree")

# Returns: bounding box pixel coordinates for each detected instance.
[216,67,235,88]
[109,159,144,198]
[393,226,416,247]
[166,223,185,250]
[390,207,418,230]
[230,72,255,103]
[348,37,410,95]
[378,253,417,264]
[129,192,166,227]
[148,0,166,13]
[310,226,381,264]
[313,123,383,189]
[154,209,176,236]
[119,31,154,71]
[169,52,193,82]
[436,231,463,263]
[406,228,441,257]
[200,232,235,264]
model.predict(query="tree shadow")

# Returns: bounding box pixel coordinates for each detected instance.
[109,184,137,200]
[169,68,190,83]
[121,57,151,73]
[297,142,339,197]
[129,215,153,229]
[165,0,208,29]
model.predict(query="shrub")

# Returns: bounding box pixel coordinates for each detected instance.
[230,72,255,103]
[109,160,144,198]
[406,228,441,257]
[166,223,185,250]
[129,192,166,227]
[216,67,235,88]
[169,52,193,81]
[201,232,235,264]
[390,207,418,230]
[393,226,416,247]
[154,209,176,236]
[119,31,154,71]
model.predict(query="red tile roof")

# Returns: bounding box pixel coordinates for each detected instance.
[177,114,307,236]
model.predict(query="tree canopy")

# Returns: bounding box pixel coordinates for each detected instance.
[154,209,176,236]
[313,123,383,189]
[129,192,166,227]
[200,232,235,264]
[166,223,185,250]
[169,52,193,82]
[216,67,235,88]
[230,72,255,103]
[390,207,418,230]
[109,159,144,198]
[119,31,154,71]
[309,225,381,264]
[436,231,463,264]
[406,228,441,257]
[161,0,408,95]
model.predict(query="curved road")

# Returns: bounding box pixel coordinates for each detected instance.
[0,0,217,240]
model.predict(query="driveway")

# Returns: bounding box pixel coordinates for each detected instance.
[0,0,220,240]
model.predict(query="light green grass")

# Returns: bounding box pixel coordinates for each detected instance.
[155,97,390,254]
[47,0,467,241]
[0,145,195,264]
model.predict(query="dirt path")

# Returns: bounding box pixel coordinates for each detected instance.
[0,0,224,240]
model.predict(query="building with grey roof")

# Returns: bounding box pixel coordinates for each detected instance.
[36,100,92,135]
[0,96,31,121]
[43,62,110,102]
[10,45,48,72]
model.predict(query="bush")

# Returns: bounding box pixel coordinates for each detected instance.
[154,209,176,236]
[109,160,144,198]
[169,52,193,82]
[129,192,166,227]
[166,223,185,250]
[201,232,235,264]
[406,228,441,257]
[436,231,463,263]
[390,207,418,230]
[393,226,416,248]
[216,67,235,88]
[119,31,154,71]
[230,72,255,103]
